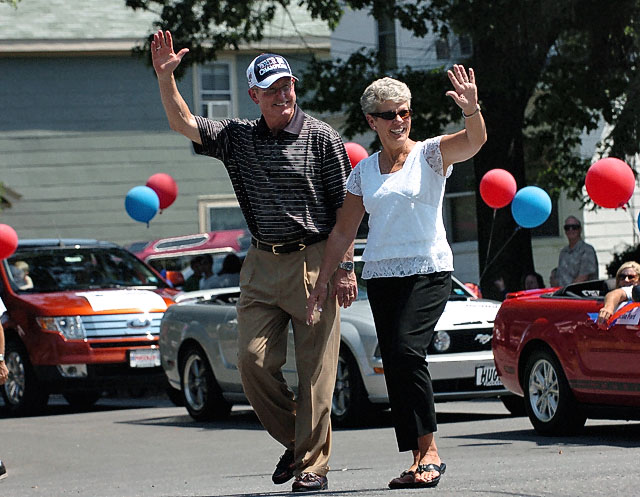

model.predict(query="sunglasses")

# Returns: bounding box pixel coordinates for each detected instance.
[369,109,412,120]
[563,224,581,231]
[618,273,638,280]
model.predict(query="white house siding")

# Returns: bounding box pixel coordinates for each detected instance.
[0,0,330,247]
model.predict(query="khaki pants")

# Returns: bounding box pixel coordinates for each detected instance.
[236,240,340,477]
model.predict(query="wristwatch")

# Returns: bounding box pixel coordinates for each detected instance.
[0,354,4,362]
[338,261,354,272]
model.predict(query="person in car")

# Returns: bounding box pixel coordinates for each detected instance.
[151,30,357,492]
[0,296,9,479]
[306,66,486,489]
[10,261,33,290]
[597,261,640,329]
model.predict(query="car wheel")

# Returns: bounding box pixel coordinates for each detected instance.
[523,349,586,435]
[180,345,231,421]
[332,345,372,427]
[1,338,48,415]
[63,391,102,409]
[499,395,526,416]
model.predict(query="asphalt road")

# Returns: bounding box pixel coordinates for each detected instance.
[1,396,640,497]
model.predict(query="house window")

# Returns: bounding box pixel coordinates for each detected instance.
[198,195,247,232]
[198,62,234,119]
[435,38,450,60]
[458,35,472,57]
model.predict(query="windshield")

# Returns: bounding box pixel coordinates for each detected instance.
[4,246,165,292]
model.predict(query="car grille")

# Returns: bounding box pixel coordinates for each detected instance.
[81,312,163,339]
[428,327,493,354]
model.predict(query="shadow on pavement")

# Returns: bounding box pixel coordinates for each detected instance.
[455,421,640,448]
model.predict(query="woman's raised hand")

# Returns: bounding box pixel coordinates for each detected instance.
[445,64,478,114]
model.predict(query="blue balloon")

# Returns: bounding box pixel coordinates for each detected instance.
[125,186,159,224]
[511,186,552,229]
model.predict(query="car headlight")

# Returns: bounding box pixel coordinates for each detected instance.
[431,330,451,353]
[36,316,86,339]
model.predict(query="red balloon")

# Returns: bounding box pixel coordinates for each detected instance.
[146,173,178,210]
[0,224,18,260]
[586,158,635,208]
[344,142,369,168]
[479,169,517,208]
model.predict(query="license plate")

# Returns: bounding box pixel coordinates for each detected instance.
[129,348,161,368]
[475,365,503,387]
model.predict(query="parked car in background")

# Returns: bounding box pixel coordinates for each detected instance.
[128,230,249,289]
[160,259,513,427]
[493,279,640,435]
[0,239,177,415]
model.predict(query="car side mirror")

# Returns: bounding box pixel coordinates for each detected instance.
[632,284,640,303]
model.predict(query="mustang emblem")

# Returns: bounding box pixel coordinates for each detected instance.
[474,333,492,345]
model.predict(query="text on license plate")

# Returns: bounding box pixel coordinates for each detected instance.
[129,348,161,368]
[475,365,503,387]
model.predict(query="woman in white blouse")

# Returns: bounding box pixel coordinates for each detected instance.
[306,65,486,489]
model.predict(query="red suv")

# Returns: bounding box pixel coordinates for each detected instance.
[0,239,177,415]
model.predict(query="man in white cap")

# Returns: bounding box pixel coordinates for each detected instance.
[151,31,357,492]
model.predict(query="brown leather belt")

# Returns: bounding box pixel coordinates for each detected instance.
[251,235,326,255]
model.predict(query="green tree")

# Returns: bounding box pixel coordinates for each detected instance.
[128,0,640,298]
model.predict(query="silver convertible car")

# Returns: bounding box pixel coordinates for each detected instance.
[159,263,517,426]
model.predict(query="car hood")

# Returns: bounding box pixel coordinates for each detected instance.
[343,297,500,330]
[11,288,174,315]
[436,299,500,329]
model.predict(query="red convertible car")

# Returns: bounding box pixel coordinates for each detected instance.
[493,279,640,435]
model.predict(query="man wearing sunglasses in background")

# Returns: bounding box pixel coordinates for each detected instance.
[151,31,356,492]
[556,215,598,287]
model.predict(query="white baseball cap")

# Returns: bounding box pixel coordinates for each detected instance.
[247,53,298,89]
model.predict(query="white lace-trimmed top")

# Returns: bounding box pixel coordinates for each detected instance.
[346,136,454,279]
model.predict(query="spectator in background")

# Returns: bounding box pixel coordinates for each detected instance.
[549,267,559,287]
[183,255,205,292]
[521,271,544,290]
[197,254,218,290]
[493,271,545,299]
[556,216,598,287]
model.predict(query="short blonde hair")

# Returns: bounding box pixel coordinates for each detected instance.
[360,77,412,115]
[616,261,640,280]
[14,260,29,272]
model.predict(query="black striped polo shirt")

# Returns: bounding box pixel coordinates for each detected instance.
[193,106,351,244]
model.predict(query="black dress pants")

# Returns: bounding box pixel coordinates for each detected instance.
[367,271,451,452]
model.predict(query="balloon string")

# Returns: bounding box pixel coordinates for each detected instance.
[483,208,497,273]
[479,226,521,282]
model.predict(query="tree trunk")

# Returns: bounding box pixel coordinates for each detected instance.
[474,97,535,300]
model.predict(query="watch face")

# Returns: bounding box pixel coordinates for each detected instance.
[340,261,354,271]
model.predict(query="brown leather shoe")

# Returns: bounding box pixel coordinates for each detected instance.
[272,449,295,484]
[292,472,328,492]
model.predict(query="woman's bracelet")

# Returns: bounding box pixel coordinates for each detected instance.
[463,104,481,118]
